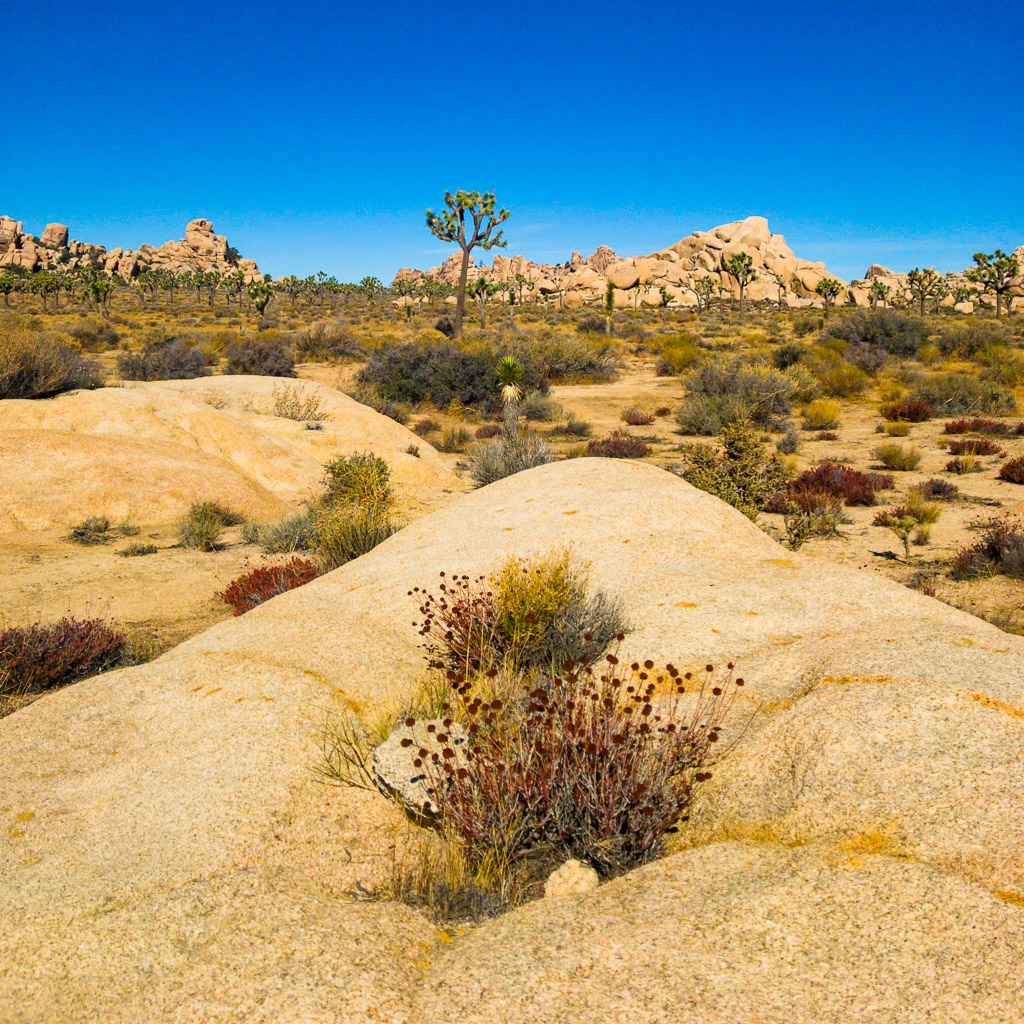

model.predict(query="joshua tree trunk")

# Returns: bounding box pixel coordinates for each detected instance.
[456,249,470,336]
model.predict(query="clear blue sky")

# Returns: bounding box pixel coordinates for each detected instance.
[4,0,1022,282]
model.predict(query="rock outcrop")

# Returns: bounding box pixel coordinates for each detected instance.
[0,216,263,281]
[396,215,1024,312]
[2,458,1023,1022]
[0,376,459,531]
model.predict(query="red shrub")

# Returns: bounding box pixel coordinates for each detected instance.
[999,457,1024,484]
[948,438,1003,456]
[655,406,671,417]
[0,618,126,694]
[586,432,650,458]
[219,557,320,615]
[621,407,655,426]
[475,423,502,439]
[943,418,1024,436]
[880,399,933,423]
[419,654,745,875]
[781,462,895,507]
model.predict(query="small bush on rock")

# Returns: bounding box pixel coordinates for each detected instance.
[586,432,650,458]
[225,337,295,377]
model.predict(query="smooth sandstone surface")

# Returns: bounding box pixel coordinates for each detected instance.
[0,375,459,529]
[2,458,1023,1022]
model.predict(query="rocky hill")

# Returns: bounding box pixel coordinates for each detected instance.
[396,214,1024,312]
[2,451,1022,1022]
[0,216,263,281]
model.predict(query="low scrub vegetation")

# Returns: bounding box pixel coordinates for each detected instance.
[910,373,1016,416]
[873,443,922,471]
[586,431,650,458]
[0,317,102,399]
[225,336,296,377]
[880,399,933,423]
[117,338,209,381]
[178,500,244,551]
[951,517,1024,579]
[219,557,320,615]
[999,457,1024,484]
[801,400,839,431]
[272,384,328,422]
[767,462,895,509]
[676,358,797,435]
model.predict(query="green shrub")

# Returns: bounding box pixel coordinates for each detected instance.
[468,428,554,486]
[225,337,295,377]
[911,373,1016,416]
[873,444,921,471]
[676,359,795,434]
[935,319,1012,358]
[323,452,393,508]
[309,503,394,571]
[438,426,472,452]
[676,421,788,520]
[801,400,839,430]
[117,339,210,381]
[822,309,927,361]
[522,391,561,422]
[294,320,366,362]
[178,500,243,551]
[66,320,120,352]
[0,319,102,399]
[809,357,868,397]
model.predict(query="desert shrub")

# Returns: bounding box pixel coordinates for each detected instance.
[405,444,420,457]
[880,399,933,422]
[438,426,472,453]
[178,500,243,551]
[309,503,395,572]
[294,320,366,362]
[468,428,554,486]
[776,425,801,454]
[948,438,1003,456]
[66,516,112,545]
[884,421,911,437]
[935,319,1012,358]
[910,478,959,500]
[621,406,655,426]
[874,443,921,471]
[817,431,839,441]
[676,421,788,520]
[810,357,868,398]
[474,422,501,439]
[219,557,320,615]
[66,320,120,352]
[783,493,849,548]
[272,384,328,422]
[529,333,619,384]
[416,551,629,675]
[358,342,545,415]
[414,418,442,437]
[651,333,702,375]
[0,320,102,399]
[415,654,741,877]
[946,455,981,474]
[822,309,927,361]
[434,317,456,338]
[576,314,606,334]
[323,452,393,509]
[244,507,317,553]
[676,358,795,435]
[801,400,839,430]
[586,432,650,458]
[552,416,591,438]
[943,417,1024,436]
[999,457,1024,484]
[772,342,807,370]
[951,517,1024,579]
[225,337,296,377]
[0,617,126,695]
[345,382,412,425]
[769,462,894,508]
[522,391,561,422]
[117,542,158,557]
[117,338,209,381]
[792,316,817,337]
[873,494,940,528]
[911,373,1016,416]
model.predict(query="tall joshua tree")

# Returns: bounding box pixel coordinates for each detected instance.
[426,190,510,337]
[967,249,1019,318]
[906,267,944,317]
[721,251,757,316]
[815,277,843,315]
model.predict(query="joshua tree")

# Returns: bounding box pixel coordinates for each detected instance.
[604,280,615,333]
[86,277,115,321]
[815,277,843,315]
[30,272,59,313]
[951,283,973,305]
[906,267,944,317]
[224,270,245,309]
[0,273,15,307]
[513,272,528,303]
[359,275,383,304]
[504,281,517,324]
[425,189,510,336]
[658,284,671,308]
[721,251,758,316]
[869,279,891,308]
[966,249,1019,318]
[693,275,716,312]
[247,281,273,329]
[467,275,498,328]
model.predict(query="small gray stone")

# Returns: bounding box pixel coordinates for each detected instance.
[371,719,469,817]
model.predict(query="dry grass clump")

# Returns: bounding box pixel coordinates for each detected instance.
[586,431,650,458]
[621,406,655,426]
[801,400,839,431]
[884,421,911,437]
[219,557,320,615]
[293,320,366,362]
[911,372,1016,416]
[910,478,959,501]
[177,500,244,551]
[438,426,472,453]
[552,416,591,438]
[874,443,922,471]
[676,358,797,435]
[271,383,328,422]
[468,422,554,486]
[66,517,139,545]
[946,455,981,475]
[0,316,103,398]
[117,541,159,557]
[413,417,442,437]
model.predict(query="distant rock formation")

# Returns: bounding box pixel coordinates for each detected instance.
[395,215,1024,311]
[0,216,263,282]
